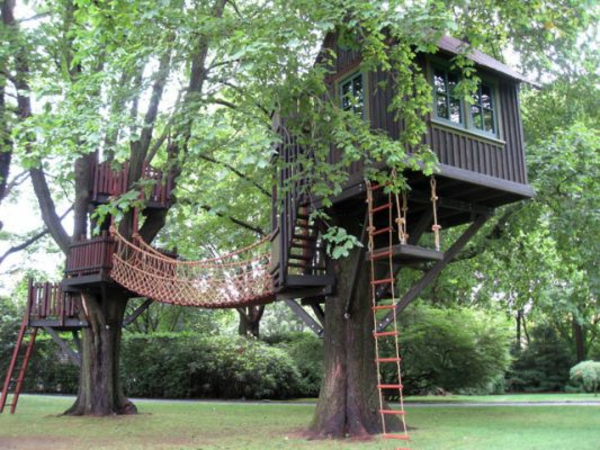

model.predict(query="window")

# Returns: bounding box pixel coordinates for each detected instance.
[433,68,462,124]
[431,64,500,139]
[339,72,365,117]
[470,83,496,134]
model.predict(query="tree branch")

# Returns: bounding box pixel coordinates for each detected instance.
[198,153,271,198]
[198,203,265,236]
[3,0,71,253]
[0,206,73,265]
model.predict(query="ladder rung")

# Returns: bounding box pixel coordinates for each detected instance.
[371,278,394,286]
[376,357,401,363]
[378,384,403,389]
[374,331,398,337]
[369,183,386,191]
[371,203,392,213]
[380,409,406,415]
[370,226,392,236]
[370,250,392,261]
[383,433,409,440]
[372,304,395,311]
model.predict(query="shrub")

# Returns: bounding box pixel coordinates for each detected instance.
[506,325,575,392]
[120,333,303,399]
[570,360,600,395]
[393,304,512,395]
[272,332,323,397]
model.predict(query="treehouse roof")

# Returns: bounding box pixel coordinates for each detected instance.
[437,35,536,86]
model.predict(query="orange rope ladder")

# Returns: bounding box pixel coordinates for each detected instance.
[366,177,410,449]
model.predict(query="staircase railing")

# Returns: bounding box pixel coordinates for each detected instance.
[271,125,315,288]
[26,280,81,326]
[89,159,174,206]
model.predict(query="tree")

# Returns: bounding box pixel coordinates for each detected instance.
[2,0,597,438]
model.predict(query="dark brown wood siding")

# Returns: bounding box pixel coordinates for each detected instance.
[325,42,528,186]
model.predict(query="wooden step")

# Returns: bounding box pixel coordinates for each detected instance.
[288,253,314,261]
[293,234,317,241]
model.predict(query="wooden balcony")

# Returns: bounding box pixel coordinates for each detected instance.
[27,281,87,329]
[90,160,175,208]
[63,232,115,290]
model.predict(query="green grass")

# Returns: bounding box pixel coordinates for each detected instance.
[403,392,600,403]
[0,395,599,449]
[290,393,600,404]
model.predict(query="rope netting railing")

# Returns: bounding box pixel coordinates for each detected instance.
[110,228,275,308]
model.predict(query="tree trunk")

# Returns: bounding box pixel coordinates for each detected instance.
[309,241,401,438]
[572,317,586,363]
[237,305,265,338]
[65,291,136,416]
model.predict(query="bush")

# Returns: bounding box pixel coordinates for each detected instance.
[570,360,600,395]
[121,333,303,399]
[271,332,323,397]
[394,304,512,395]
[506,325,575,392]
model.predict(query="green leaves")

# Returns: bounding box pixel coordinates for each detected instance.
[321,226,362,259]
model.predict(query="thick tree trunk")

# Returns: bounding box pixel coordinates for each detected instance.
[309,241,401,438]
[237,305,265,338]
[65,291,136,416]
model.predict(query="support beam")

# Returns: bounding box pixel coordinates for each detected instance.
[377,213,492,331]
[42,326,81,367]
[311,304,325,327]
[123,298,154,327]
[284,299,324,338]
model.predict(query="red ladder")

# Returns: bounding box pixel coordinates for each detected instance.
[0,315,38,414]
[366,181,409,449]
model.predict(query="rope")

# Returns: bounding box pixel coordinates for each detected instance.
[430,177,442,251]
[109,228,275,309]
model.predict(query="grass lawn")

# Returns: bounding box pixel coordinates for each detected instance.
[0,395,599,449]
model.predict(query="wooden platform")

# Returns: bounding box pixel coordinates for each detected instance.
[366,244,443,265]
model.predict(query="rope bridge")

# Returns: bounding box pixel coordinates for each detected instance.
[110,229,275,308]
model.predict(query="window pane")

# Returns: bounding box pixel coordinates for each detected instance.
[449,97,461,123]
[447,73,459,96]
[437,94,448,118]
[341,80,352,111]
[481,85,493,109]
[483,109,494,132]
[352,75,364,114]
[434,71,446,93]
[471,105,483,129]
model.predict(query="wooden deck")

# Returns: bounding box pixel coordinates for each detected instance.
[90,160,174,208]
[27,281,87,329]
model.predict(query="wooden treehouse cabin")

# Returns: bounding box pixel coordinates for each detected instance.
[270,34,534,325]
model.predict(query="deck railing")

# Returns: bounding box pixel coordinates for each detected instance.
[65,231,115,277]
[27,280,81,325]
[89,160,174,206]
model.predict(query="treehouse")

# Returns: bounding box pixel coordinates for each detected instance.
[270,34,534,302]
